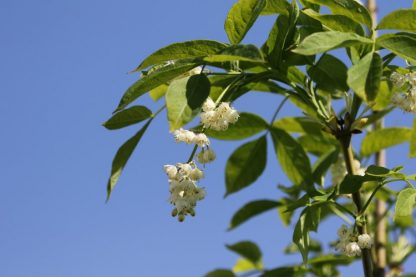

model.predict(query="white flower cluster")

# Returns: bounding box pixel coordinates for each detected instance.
[390,71,416,113]
[164,162,206,222]
[335,225,373,257]
[173,129,210,147]
[331,155,365,185]
[200,97,239,131]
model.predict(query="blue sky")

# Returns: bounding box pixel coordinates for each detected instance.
[1,0,415,276]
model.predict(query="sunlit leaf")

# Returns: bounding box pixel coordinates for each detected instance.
[166,74,210,131]
[361,127,412,156]
[347,52,382,102]
[225,0,267,44]
[116,63,199,112]
[377,9,416,32]
[271,128,312,186]
[293,31,372,55]
[305,0,372,27]
[302,9,364,35]
[394,188,416,222]
[377,34,416,65]
[410,118,416,158]
[262,0,290,15]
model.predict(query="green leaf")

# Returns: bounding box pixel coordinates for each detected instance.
[337,174,379,195]
[308,254,353,265]
[312,149,340,186]
[298,134,338,156]
[225,136,267,196]
[272,117,323,135]
[205,112,268,141]
[307,54,348,93]
[305,0,372,27]
[271,128,312,186]
[226,241,262,265]
[204,269,236,277]
[377,9,416,32]
[377,34,416,65]
[361,127,412,156]
[293,31,372,55]
[394,188,416,222]
[103,106,152,130]
[204,44,265,63]
[149,84,168,101]
[166,74,210,131]
[225,0,267,44]
[106,120,151,201]
[259,267,299,277]
[229,200,281,230]
[136,40,227,71]
[301,9,364,35]
[233,258,263,273]
[347,52,382,102]
[263,6,299,68]
[410,118,416,158]
[293,206,321,264]
[261,0,290,16]
[116,63,199,112]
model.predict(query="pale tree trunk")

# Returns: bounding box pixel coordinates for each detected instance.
[366,0,387,276]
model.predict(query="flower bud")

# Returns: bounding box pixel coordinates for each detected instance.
[189,168,204,180]
[357,234,373,249]
[345,242,361,257]
[225,109,239,124]
[171,208,178,217]
[178,214,185,222]
[350,118,368,131]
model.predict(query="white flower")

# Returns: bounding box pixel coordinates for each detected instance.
[391,72,406,88]
[202,97,216,112]
[345,242,361,257]
[357,234,373,249]
[177,163,192,176]
[337,225,352,241]
[200,110,217,127]
[217,102,231,115]
[197,149,216,164]
[189,168,204,181]
[164,161,206,222]
[164,165,177,179]
[193,133,210,147]
[225,109,239,124]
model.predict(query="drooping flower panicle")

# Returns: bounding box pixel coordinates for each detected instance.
[164,161,206,222]
[390,71,416,113]
[335,225,373,257]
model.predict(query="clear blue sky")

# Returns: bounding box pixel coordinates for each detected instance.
[1,0,415,276]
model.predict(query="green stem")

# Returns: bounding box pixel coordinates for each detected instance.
[339,136,374,277]
[187,145,199,163]
[360,183,384,215]
[151,104,166,118]
[269,95,290,125]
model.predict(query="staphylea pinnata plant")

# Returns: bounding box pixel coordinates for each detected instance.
[103,0,416,276]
